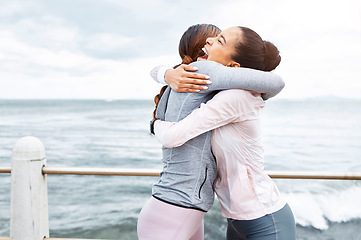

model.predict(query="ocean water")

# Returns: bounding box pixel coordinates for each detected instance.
[0,99,361,240]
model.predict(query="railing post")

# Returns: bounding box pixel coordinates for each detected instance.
[10,136,49,240]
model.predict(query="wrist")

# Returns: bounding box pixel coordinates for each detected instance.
[164,70,170,84]
[157,66,172,85]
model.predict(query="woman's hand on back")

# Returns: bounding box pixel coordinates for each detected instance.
[165,64,212,93]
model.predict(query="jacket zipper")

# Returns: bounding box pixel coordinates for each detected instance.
[198,166,208,198]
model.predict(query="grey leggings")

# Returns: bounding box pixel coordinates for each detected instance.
[226,204,296,240]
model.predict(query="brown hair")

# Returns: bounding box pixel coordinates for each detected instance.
[178,24,221,65]
[232,26,281,72]
[153,85,167,119]
[153,24,221,119]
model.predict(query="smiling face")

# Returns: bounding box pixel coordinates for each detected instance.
[204,27,243,67]
[178,24,221,64]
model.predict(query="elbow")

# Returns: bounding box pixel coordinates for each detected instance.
[150,67,158,80]
[159,139,183,148]
[155,121,185,148]
[273,76,286,96]
[163,142,178,148]
[158,136,174,148]
[278,77,286,91]
[261,76,285,100]
[156,133,183,148]
[158,134,185,148]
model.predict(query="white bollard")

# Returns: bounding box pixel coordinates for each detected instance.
[10,136,49,240]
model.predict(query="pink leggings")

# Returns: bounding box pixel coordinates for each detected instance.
[137,197,205,240]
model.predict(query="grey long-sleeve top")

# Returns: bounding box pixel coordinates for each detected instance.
[152,60,284,212]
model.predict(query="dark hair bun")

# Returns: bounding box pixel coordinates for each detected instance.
[263,41,281,71]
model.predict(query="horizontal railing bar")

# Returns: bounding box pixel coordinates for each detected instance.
[1,166,361,180]
[266,170,361,180]
[42,166,161,176]
[0,166,11,173]
[42,167,361,180]
[46,238,107,240]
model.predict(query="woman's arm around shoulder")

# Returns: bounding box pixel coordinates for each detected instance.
[155,89,255,148]
[190,61,285,100]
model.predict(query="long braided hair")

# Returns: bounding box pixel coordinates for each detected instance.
[153,24,221,119]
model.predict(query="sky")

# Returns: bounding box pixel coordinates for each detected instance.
[0,0,360,100]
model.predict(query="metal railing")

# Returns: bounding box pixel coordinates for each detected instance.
[0,166,10,174]
[1,166,361,180]
[1,136,361,240]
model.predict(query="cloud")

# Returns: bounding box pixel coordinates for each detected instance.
[0,0,360,99]
[209,0,361,99]
[0,26,178,99]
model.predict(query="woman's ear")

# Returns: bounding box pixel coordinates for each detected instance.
[226,62,241,68]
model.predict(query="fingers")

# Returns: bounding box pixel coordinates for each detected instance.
[175,81,210,93]
[178,64,210,80]
[180,64,198,72]
[183,78,212,86]
[177,87,204,93]
[175,75,212,93]
[170,64,212,93]
[181,72,210,81]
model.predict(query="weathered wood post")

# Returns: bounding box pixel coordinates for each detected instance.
[10,136,49,240]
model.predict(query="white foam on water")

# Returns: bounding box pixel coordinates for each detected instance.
[284,193,329,229]
[283,185,361,230]
[318,185,361,222]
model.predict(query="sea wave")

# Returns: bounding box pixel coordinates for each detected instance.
[284,185,361,230]
[1,99,361,239]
